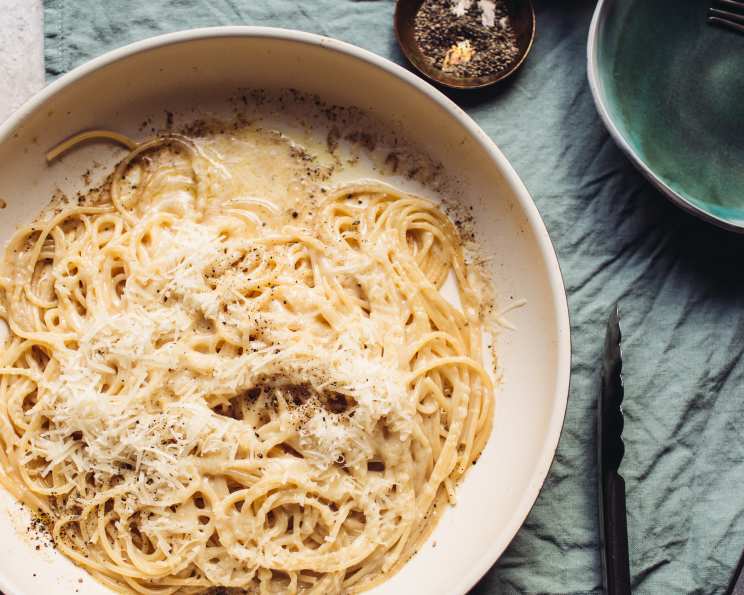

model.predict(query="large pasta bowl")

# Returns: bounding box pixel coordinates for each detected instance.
[0,28,570,595]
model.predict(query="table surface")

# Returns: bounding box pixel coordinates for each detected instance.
[0,0,44,123]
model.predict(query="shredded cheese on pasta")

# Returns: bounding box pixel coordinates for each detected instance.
[0,129,494,594]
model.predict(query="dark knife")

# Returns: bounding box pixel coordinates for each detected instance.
[598,306,631,595]
[727,547,744,594]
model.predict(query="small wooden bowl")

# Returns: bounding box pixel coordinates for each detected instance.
[394,0,536,89]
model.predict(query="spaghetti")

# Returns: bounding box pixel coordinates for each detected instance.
[0,128,494,594]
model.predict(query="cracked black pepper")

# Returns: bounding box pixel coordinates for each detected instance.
[414,0,520,78]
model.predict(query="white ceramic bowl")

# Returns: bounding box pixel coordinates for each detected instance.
[0,28,570,595]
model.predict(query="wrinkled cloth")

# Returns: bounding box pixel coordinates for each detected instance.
[43,1,744,593]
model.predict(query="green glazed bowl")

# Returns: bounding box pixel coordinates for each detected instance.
[588,0,744,231]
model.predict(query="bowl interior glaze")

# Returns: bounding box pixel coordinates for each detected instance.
[591,0,744,229]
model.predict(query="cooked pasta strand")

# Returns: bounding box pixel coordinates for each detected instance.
[0,129,494,594]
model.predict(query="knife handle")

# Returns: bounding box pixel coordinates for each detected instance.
[601,472,631,595]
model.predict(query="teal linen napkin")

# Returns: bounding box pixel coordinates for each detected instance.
[43,1,744,593]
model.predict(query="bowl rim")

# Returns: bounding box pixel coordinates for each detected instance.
[587,0,744,233]
[0,26,571,595]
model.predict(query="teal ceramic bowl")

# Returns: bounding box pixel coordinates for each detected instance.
[588,0,744,231]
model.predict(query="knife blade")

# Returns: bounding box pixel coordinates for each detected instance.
[598,306,631,595]
[726,546,744,594]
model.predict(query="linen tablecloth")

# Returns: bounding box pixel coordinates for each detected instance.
[42,1,744,592]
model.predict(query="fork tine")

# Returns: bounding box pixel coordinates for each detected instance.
[709,7,744,23]
[716,0,744,11]
[708,15,744,33]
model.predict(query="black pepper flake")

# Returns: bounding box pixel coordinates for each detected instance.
[414,0,519,78]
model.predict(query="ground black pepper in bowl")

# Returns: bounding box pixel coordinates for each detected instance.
[413,0,519,78]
